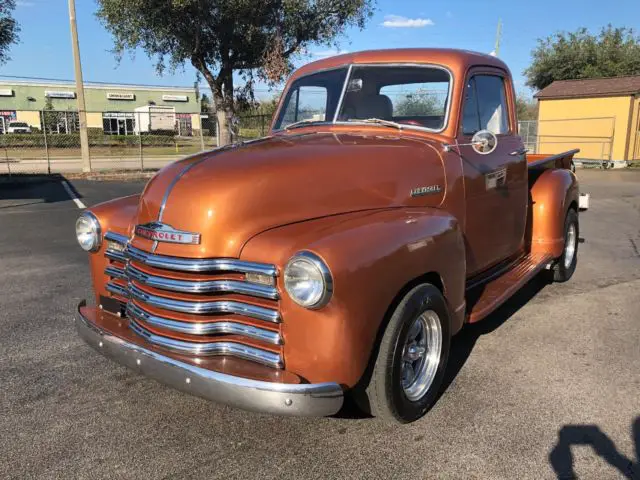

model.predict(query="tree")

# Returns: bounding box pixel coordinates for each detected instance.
[395,93,439,116]
[515,94,538,121]
[0,0,19,65]
[200,93,211,113]
[42,97,58,134]
[525,25,640,91]
[96,0,374,146]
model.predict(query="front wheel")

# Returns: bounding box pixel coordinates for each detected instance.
[354,284,451,423]
[553,208,579,282]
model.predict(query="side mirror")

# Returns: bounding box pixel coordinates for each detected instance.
[471,130,498,155]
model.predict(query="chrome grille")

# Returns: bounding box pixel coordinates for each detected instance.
[103,231,282,368]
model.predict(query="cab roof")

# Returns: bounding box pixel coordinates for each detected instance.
[291,48,510,81]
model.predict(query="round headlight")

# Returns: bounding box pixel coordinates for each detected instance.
[284,251,333,309]
[75,212,102,252]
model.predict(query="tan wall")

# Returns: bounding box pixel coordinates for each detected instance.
[190,113,200,131]
[15,110,41,129]
[628,97,640,161]
[86,112,103,129]
[537,96,634,160]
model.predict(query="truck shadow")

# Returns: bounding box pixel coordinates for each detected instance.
[549,418,639,479]
[440,272,549,395]
[336,272,550,420]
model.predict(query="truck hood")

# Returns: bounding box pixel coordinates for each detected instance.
[131,132,446,258]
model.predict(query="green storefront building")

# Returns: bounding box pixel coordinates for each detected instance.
[0,79,201,135]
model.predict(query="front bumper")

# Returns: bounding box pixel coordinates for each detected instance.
[75,302,343,416]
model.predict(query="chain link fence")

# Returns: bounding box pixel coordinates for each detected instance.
[0,110,271,174]
[518,117,617,167]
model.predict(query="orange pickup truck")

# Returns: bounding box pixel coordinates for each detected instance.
[75,49,583,423]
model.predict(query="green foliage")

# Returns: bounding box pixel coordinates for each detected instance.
[95,0,374,145]
[95,0,373,101]
[200,93,211,113]
[516,94,538,121]
[394,94,440,116]
[0,133,178,148]
[525,25,640,91]
[0,0,19,65]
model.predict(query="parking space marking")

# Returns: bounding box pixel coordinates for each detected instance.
[61,181,86,209]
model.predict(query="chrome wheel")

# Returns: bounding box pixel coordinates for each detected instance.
[564,223,577,269]
[401,310,442,402]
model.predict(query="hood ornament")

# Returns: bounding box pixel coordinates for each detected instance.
[135,222,201,245]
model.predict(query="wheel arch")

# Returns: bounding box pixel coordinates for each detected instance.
[240,207,466,387]
[528,169,579,258]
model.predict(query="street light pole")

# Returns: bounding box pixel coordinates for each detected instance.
[68,0,91,172]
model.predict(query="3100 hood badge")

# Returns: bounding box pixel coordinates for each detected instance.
[135,222,201,245]
[410,185,442,197]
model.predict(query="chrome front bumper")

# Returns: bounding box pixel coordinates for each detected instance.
[75,303,344,417]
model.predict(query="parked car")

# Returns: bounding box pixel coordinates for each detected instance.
[6,121,31,134]
[74,49,584,423]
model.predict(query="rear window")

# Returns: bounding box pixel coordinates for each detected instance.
[9,122,28,127]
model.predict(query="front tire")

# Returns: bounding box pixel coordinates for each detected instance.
[355,284,451,423]
[553,208,579,282]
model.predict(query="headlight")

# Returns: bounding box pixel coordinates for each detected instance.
[75,212,102,252]
[284,251,333,309]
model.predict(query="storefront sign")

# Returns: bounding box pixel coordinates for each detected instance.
[103,112,135,119]
[45,91,76,99]
[107,92,135,100]
[162,94,188,102]
[0,89,14,97]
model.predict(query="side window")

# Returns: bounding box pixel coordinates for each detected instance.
[462,79,480,135]
[462,75,509,135]
[280,86,328,127]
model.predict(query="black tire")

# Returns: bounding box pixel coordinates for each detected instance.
[354,283,451,423]
[553,208,579,282]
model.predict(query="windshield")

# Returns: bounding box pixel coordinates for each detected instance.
[274,64,451,132]
[9,122,28,127]
[275,67,348,129]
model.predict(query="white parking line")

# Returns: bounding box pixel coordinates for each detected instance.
[61,180,86,209]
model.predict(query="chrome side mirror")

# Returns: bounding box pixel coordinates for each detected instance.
[442,129,498,155]
[471,130,497,155]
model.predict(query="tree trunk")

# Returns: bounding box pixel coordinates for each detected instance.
[216,106,232,147]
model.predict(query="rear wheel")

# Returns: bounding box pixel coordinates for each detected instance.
[354,284,451,423]
[553,208,579,282]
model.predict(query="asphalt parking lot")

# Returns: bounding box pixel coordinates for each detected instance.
[1,170,639,479]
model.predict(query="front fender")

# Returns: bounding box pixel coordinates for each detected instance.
[86,194,140,305]
[529,169,579,257]
[240,208,466,387]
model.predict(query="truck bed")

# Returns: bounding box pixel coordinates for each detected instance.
[527,149,580,170]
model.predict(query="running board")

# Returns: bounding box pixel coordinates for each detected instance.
[466,252,554,323]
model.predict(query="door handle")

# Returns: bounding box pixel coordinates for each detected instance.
[509,147,528,156]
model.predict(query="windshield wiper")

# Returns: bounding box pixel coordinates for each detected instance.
[347,118,404,130]
[283,119,325,131]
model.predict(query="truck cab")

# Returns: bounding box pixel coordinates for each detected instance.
[74,49,581,423]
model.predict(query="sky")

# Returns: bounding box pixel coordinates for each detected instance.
[3,0,640,100]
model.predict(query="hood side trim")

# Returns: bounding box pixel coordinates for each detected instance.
[152,156,209,252]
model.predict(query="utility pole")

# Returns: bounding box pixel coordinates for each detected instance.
[493,18,503,57]
[68,0,91,172]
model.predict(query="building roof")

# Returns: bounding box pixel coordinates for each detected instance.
[0,78,195,92]
[534,75,640,99]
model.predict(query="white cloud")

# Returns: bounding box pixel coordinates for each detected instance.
[16,1,35,6]
[381,15,434,28]
[311,49,349,58]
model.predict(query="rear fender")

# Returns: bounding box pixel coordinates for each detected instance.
[528,169,579,257]
[241,208,466,387]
